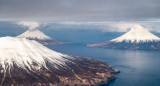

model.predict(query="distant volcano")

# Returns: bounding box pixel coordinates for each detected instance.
[0,37,119,86]
[17,29,69,45]
[17,29,52,40]
[87,24,160,49]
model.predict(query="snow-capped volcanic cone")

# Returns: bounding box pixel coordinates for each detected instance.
[16,21,69,45]
[111,25,160,43]
[0,36,119,86]
[87,24,160,49]
[17,29,52,40]
[17,29,69,45]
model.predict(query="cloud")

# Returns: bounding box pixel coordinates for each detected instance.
[108,23,140,32]
[16,21,40,30]
[47,22,160,32]
[99,23,160,32]
[103,23,160,32]
[15,21,160,33]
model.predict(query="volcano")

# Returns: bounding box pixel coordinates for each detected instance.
[0,36,119,86]
[87,24,160,49]
[17,29,69,45]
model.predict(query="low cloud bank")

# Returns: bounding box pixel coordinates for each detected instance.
[16,21,160,32]
[49,22,160,32]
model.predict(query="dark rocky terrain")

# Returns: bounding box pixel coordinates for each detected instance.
[0,56,119,86]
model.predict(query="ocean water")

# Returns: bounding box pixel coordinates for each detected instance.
[47,44,160,86]
[45,30,160,86]
[1,22,160,86]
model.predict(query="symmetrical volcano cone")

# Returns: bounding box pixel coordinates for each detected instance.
[17,29,52,40]
[111,24,160,43]
[17,29,69,45]
[87,24,160,49]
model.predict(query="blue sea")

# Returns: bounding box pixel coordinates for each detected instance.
[1,22,160,86]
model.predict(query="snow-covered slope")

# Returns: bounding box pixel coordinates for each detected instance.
[0,37,71,72]
[17,29,52,40]
[0,37,119,86]
[111,24,160,43]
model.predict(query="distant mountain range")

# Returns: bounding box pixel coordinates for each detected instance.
[87,24,160,49]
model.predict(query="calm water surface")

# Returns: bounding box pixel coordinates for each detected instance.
[46,44,160,86]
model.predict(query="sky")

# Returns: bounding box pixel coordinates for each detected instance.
[0,0,160,21]
[1,0,160,32]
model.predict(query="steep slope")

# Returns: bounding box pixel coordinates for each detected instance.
[87,24,160,49]
[0,37,119,85]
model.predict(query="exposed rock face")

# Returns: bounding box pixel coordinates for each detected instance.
[0,56,119,86]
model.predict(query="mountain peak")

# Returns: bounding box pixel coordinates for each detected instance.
[0,36,70,72]
[111,24,160,43]
[17,29,52,40]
